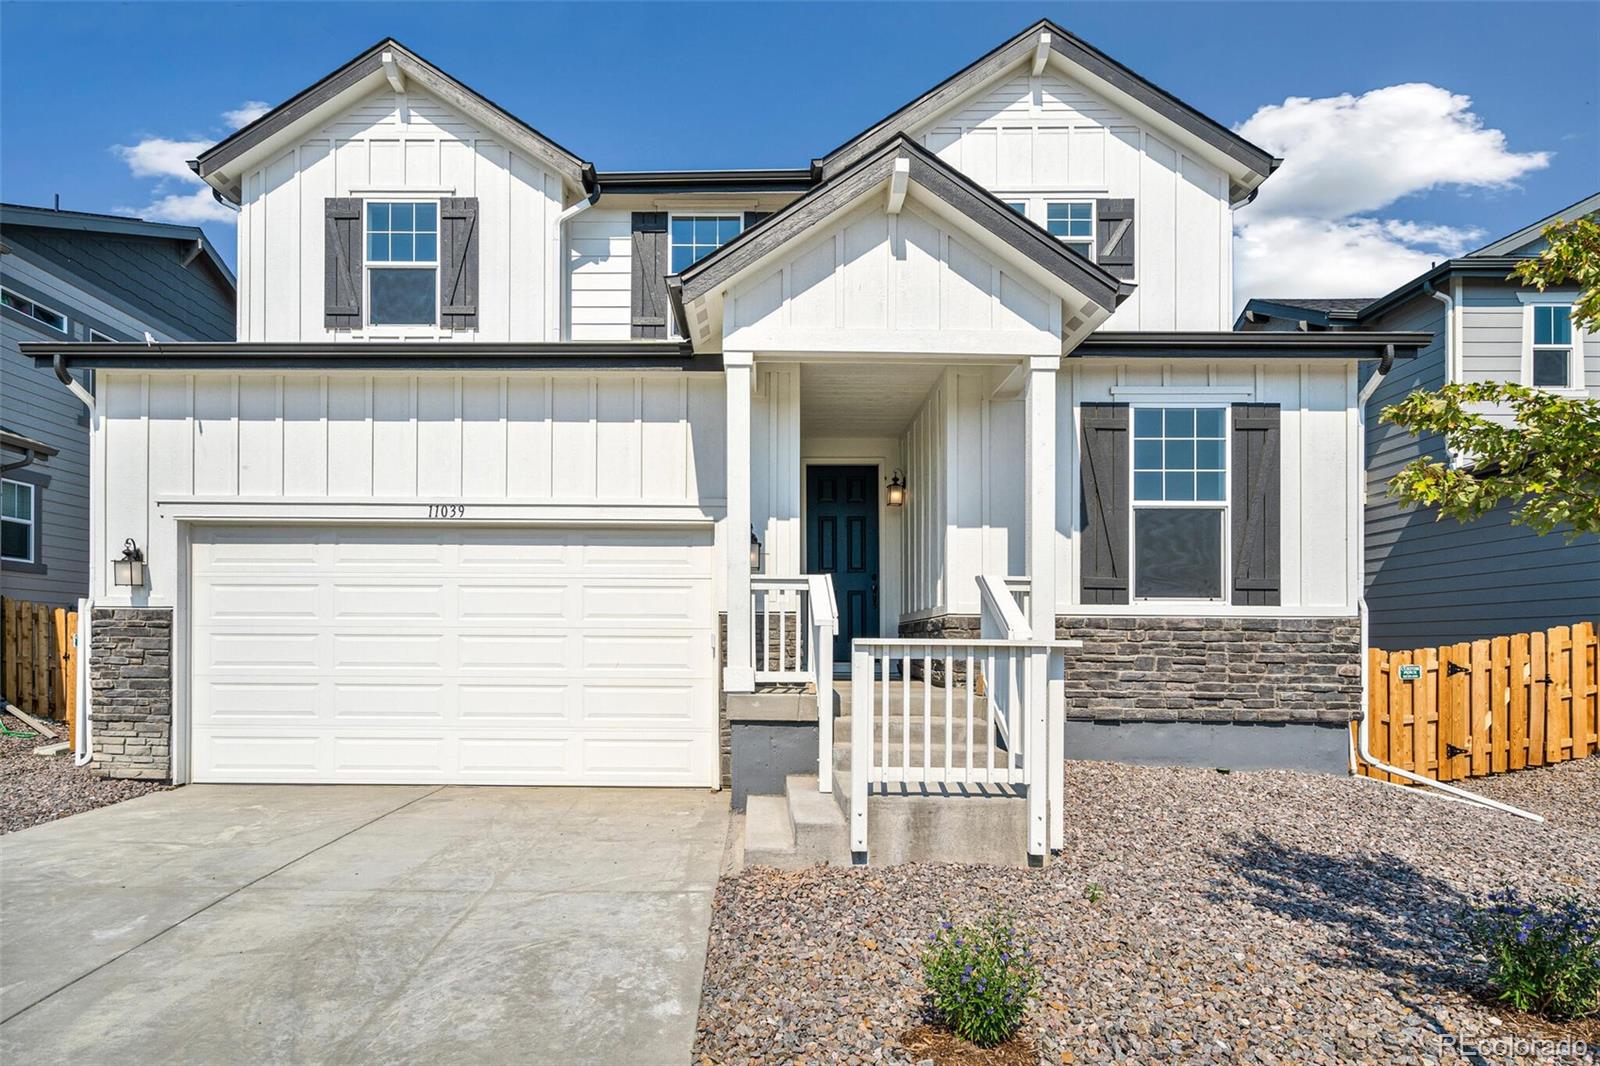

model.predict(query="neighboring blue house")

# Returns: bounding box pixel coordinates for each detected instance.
[1238,192,1600,648]
[1,204,236,605]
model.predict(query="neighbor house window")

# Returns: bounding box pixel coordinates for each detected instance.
[1530,304,1576,388]
[670,216,741,273]
[1131,406,1227,600]
[1,287,67,333]
[366,201,438,326]
[89,329,115,342]
[1046,201,1094,259]
[1003,200,1028,216]
[1,480,35,563]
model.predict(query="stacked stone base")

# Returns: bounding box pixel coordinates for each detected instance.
[899,612,1361,772]
[88,607,173,781]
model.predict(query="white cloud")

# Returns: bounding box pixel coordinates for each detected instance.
[222,101,270,129]
[111,101,265,225]
[1233,83,1550,301]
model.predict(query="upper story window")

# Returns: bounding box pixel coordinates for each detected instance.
[1,479,36,564]
[1131,406,1227,600]
[1003,200,1028,216]
[366,201,438,326]
[1,287,67,333]
[1529,303,1577,389]
[1046,201,1094,259]
[670,216,741,273]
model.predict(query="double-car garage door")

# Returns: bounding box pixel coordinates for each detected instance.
[189,525,717,785]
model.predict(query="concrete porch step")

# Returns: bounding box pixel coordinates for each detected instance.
[741,774,852,870]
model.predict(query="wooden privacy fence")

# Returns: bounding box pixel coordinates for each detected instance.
[1356,622,1598,783]
[1,596,79,738]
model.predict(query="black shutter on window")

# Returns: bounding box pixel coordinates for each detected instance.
[440,197,480,330]
[1095,198,1135,280]
[324,198,362,328]
[1231,403,1282,605]
[630,211,668,339]
[1079,403,1130,605]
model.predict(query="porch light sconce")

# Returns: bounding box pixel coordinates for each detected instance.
[749,528,764,573]
[886,470,907,507]
[113,538,146,588]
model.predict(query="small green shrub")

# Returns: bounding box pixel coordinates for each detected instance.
[921,912,1039,1046]
[1459,887,1600,1022]
[1084,881,1102,904]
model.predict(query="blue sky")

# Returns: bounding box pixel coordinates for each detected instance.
[2,1,1595,300]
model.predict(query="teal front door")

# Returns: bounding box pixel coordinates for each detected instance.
[806,465,880,663]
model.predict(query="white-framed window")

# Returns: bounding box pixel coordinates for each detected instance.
[89,328,115,342]
[1130,406,1228,601]
[365,201,439,326]
[1,287,67,333]
[1046,201,1095,259]
[1,479,36,563]
[1526,302,1580,390]
[1003,200,1028,216]
[670,215,741,274]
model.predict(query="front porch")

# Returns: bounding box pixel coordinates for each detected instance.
[721,355,1076,866]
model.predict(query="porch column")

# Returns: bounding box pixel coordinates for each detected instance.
[1023,355,1059,639]
[1023,355,1061,859]
[724,351,755,693]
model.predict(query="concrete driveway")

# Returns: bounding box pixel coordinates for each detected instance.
[0,784,729,1065]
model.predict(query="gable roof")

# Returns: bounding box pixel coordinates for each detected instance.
[814,19,1279,204]
[0,202,235,290]
[676,134,1123,310]
[1464,189,1600,258]
[192,38,593,202]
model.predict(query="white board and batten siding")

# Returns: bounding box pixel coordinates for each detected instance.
[237,86,563,343]
[567,209,633,341]
[94,371,728,605]
[725,199,1061,357]
[911,68,1233,331]
[898,362,1360,619]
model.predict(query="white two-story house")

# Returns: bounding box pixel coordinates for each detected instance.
[27,21,1428,864]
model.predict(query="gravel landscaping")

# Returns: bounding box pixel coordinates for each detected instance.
[697,758,1599,1064]
[0,712,166,834]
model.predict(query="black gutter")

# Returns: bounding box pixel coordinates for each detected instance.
[26,340,717,373]
[1070,331,1430,360]
[595,169,815,195]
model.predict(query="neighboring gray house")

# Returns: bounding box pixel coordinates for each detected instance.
[1238,192,1600,648]
[1,204,235,605]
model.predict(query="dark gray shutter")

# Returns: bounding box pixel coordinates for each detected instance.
[630,211,669,339]
[440,197,480,330]
[1095,198,1135,280]
[1079,403,1130,605]
[1231,403,1281,606]
[742,211,771,229]
[324,198,362,329]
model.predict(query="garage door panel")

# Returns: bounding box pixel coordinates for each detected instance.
[457,583,567,621]
[203,632,323,670]
[457,683,571,722]
[199,582,321,621]
[191,525,716,785]
[331,583,449,620]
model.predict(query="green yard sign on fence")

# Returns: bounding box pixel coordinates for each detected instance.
[1398,664,1422,681]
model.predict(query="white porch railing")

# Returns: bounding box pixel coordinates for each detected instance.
[750,573,841,792]
[848,576,1079,863]
[1002,576,1031,622]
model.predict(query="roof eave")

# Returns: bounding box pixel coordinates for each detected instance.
[1070,331,1430,360]
[22,340,717,373]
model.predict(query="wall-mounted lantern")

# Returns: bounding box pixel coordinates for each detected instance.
[113,538,146,588]
[886,470,907,507]
[749,528,764,573]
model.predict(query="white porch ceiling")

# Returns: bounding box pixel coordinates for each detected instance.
[799,362,947,437]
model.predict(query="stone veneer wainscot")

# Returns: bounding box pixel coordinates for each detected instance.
[88,607,173,780]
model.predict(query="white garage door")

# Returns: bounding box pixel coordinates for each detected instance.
[189,525,717,785]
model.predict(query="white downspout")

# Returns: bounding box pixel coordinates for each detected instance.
[1352,349,1543,822]
[1427,283,1463,466]
[54,355,97,766]
[553,187,600,340]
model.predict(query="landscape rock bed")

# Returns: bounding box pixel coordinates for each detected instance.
[0,712,166,834]
[696,759,1599,1064]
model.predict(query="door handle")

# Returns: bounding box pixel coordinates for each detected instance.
[871,573,878,609]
